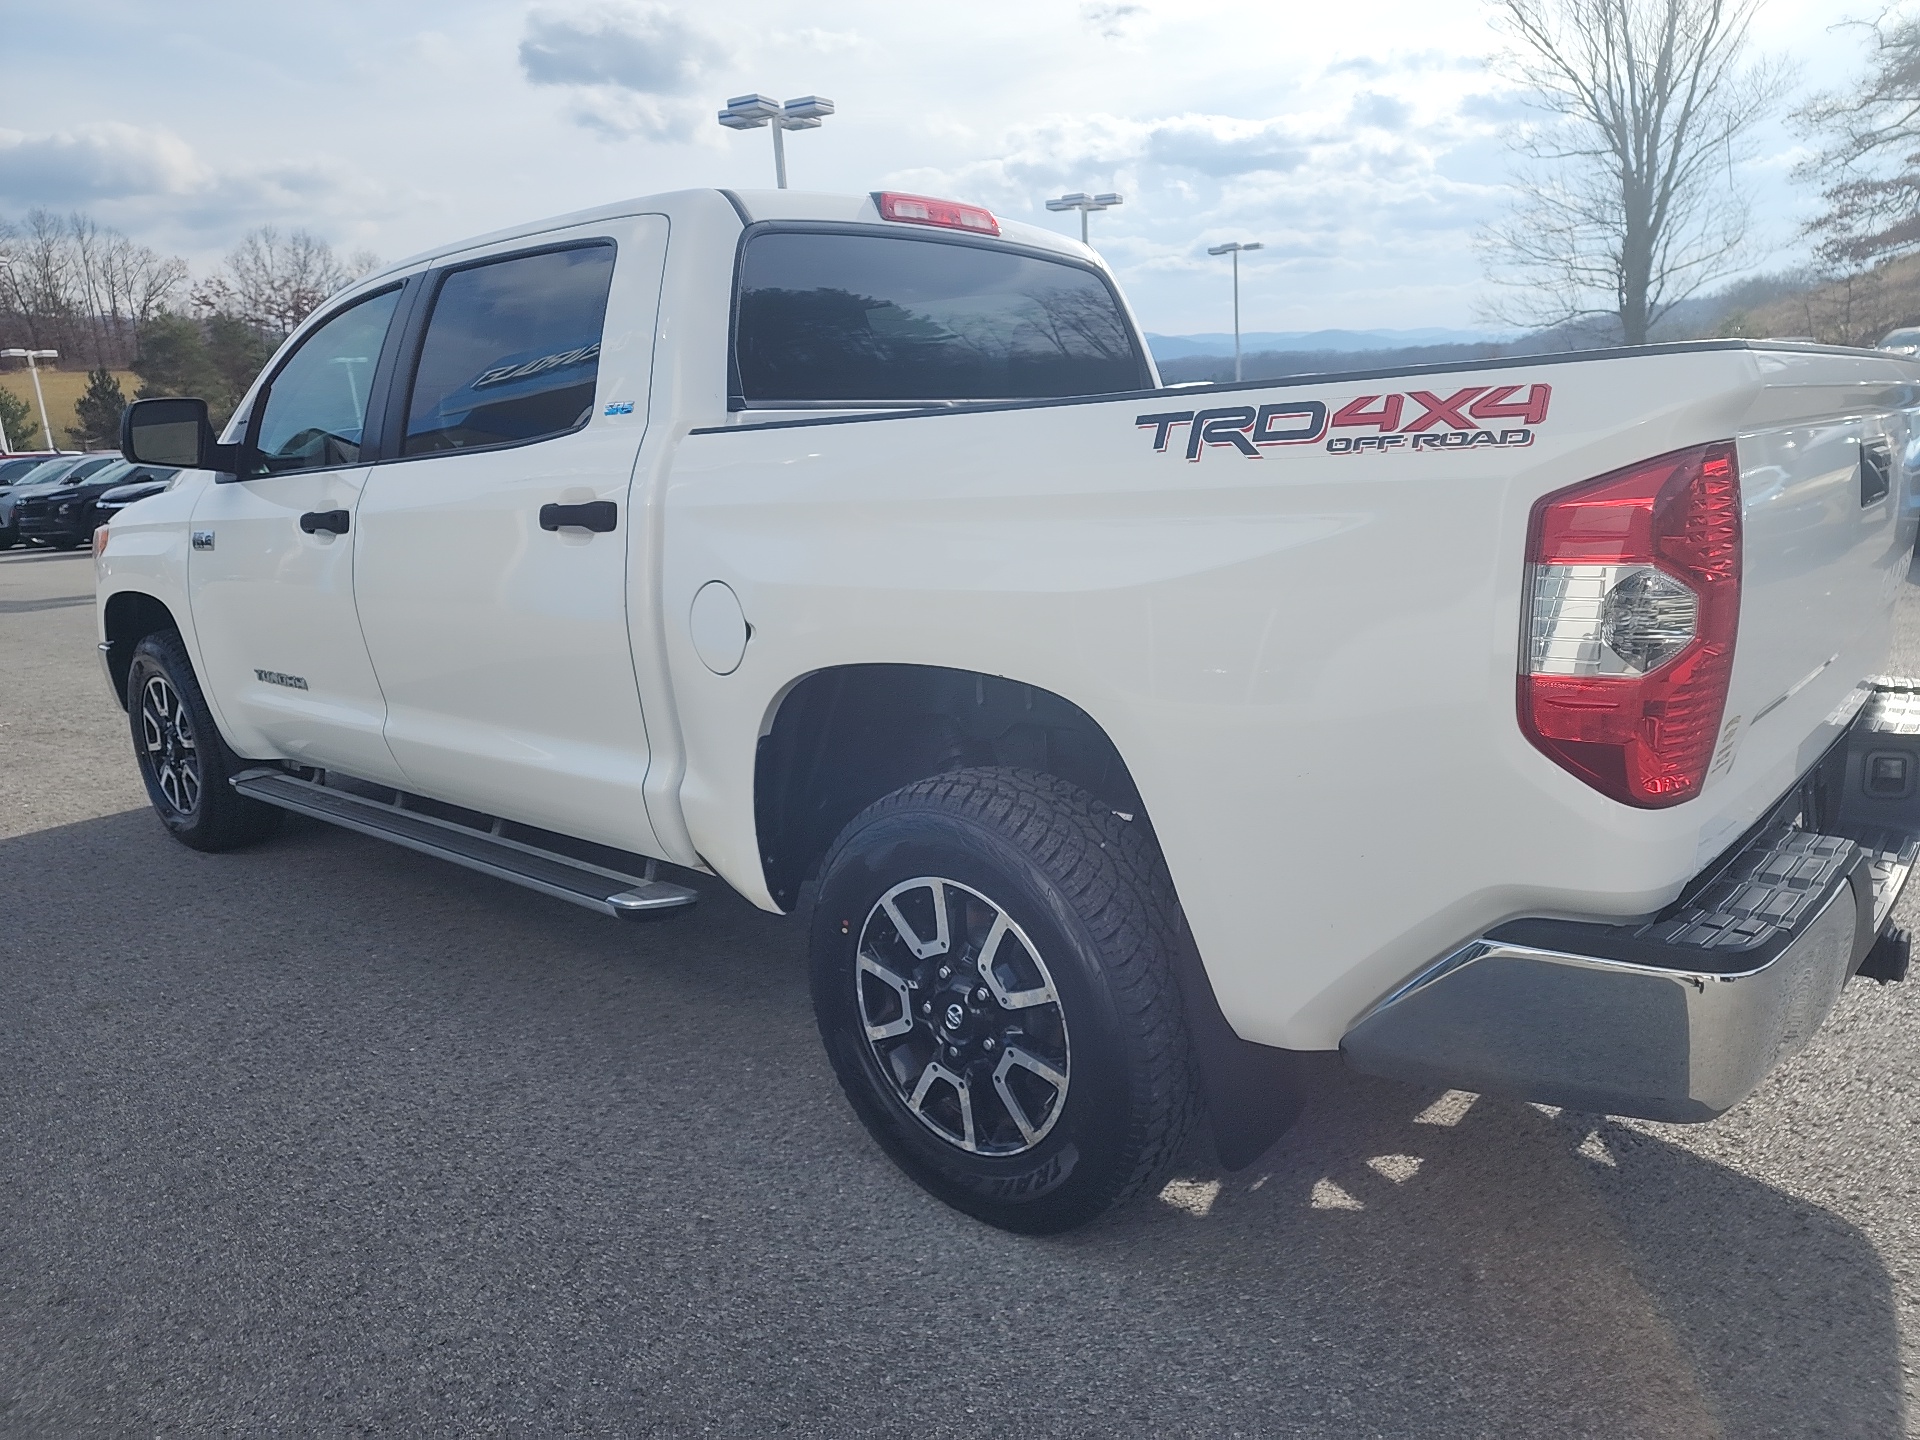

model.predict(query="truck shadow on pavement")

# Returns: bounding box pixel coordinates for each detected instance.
[0,807,1904,1438]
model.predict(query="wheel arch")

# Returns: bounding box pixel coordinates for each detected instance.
[101,591,181,709]
[753,663,1149,912]
[758,662,1310,1171]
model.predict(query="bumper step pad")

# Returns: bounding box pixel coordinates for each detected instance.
[1484,827,1875,978]
[231,768,697,918]
[1639,831,1863,956]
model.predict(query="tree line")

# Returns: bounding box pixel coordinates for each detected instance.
[0,213,376,450]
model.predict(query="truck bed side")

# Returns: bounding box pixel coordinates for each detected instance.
[659,343,1919,1048]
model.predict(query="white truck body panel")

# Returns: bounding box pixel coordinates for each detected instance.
[96,187,1920,1058]
[352,214,670,856]
[662,346,1916,1048]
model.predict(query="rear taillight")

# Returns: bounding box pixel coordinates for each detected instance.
[873,191,1000,236]
[1520,441,1741,807]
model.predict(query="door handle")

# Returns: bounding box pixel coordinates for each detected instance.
[299,509,350,535]
[539,500,618,533]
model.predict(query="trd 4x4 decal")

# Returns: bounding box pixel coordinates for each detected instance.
[1138,383,1551,460]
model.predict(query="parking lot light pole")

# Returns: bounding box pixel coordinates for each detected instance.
[1046,192,1123,246]
[1206,242,1264,382]
[718,95,836,189]
[0,347,60,453]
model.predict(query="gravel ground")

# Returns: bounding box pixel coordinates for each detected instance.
[1,544,1915,1437]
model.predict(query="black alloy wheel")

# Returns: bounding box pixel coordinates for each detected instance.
[856,875,1073,1156]
[139,669,201,816]
[127,630,282,851]
[811,767,1196,1234]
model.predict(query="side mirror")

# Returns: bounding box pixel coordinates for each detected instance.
[121,397,239,472]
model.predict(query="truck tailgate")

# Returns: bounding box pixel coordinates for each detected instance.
[1702,351,1915,866]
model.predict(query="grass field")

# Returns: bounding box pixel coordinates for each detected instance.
[0,369,138,451]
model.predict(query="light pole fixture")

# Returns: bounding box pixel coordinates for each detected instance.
[718,94,835,189]
[1046,192,1123,246]
[0,347,60,453]
[1206,242,1264,382]
[0,259,18,452]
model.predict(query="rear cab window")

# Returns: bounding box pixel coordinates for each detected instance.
[733,229,1150,407]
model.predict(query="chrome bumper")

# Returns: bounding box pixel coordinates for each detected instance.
[1341,874,1863,1121]
[1343,680,1920,1121]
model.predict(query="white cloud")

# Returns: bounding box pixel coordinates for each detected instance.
[0,122,387,260]
[0,124,210,204]
[1082,3,1147,39]
[519,1,732,139]
[519,1,726,92]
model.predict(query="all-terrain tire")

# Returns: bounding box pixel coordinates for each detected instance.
[127,629,282,852]
[810,767,1198,1234]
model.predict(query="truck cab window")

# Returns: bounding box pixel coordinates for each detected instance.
[403,244,615,455]
[735,231,1149,404]
[249,287,402,477]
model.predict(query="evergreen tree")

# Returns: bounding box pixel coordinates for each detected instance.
[68,367,128,449]
[132,314,225,415]
[130,312,275,427]
[0,387,37,451]
[205,314,275,415]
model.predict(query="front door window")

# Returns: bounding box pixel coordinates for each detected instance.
[250,287,402,476]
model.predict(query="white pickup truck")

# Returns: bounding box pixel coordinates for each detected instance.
[98,186,1920,1233]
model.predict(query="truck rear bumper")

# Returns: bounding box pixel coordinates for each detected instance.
[1343,681,1920,1122]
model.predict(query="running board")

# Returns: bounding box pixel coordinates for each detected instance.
[230,768,697,918]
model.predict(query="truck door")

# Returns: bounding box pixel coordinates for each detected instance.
[188,283,410,786]
[350,218,668,856]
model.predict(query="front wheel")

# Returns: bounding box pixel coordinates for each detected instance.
[811,768,1196,1234]
[127,630,282,851]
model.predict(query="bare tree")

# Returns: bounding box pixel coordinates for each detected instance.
[194,226,378,337]
[0,210,185,364]
[1477,0,1789,345]
[0,209,81,352]
[108,233,189,328]
[1795,17,1920,277]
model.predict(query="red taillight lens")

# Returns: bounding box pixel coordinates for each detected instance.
[873,191,1000,236]
[1520,441,1741,807]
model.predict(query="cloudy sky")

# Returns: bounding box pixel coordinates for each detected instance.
[0,0,1878,336]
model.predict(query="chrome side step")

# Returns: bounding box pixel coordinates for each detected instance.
[230,768,697,918]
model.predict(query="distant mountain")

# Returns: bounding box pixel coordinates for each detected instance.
[1141,270,1889,387]
[1145,328,1511,360]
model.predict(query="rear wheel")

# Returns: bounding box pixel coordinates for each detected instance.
[127,630,282,851]
[811,768,1196,1234]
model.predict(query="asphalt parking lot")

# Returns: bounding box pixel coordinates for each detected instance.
[2,544,1916,1437]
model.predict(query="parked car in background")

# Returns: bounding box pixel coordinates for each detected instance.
[88,469,181,529]
[15,459,178,549]
[0,453,119,548]
[1880,327,1920,356]
[0,454,58,496]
